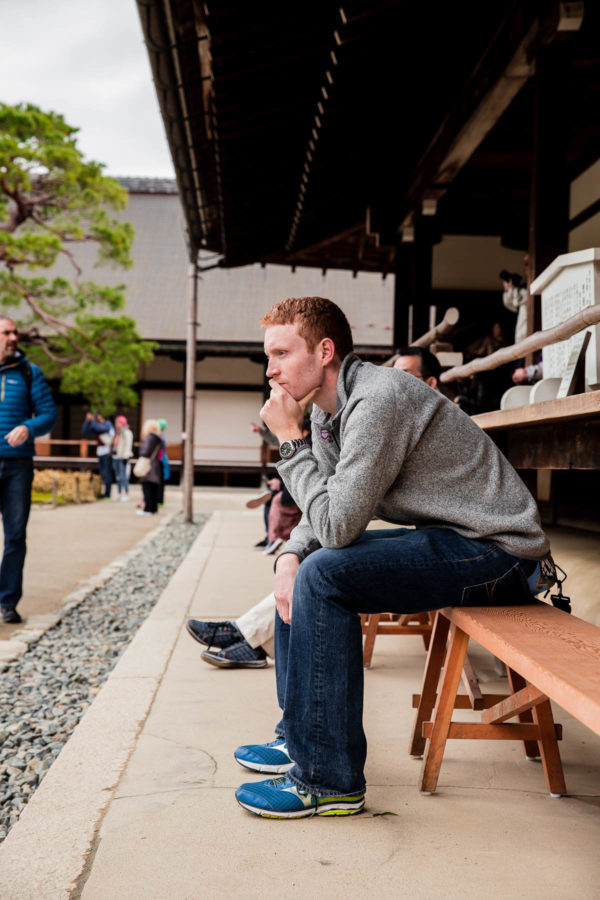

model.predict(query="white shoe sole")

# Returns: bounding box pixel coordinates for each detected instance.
[236,798,365,818]
[234,757,294,774]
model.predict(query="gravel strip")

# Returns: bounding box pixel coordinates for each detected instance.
[0,512,206,843]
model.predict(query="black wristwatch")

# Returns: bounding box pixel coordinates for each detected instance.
[279,438,309,460]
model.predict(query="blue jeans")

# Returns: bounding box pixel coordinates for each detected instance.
[97,454,113,498]
[0,457,33,610]
[113,458,130,494]
[273,527,538,797]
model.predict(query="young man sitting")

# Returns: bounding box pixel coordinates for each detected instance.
[234,297,550,819]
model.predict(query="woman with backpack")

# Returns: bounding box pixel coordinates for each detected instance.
[134,419,162,516]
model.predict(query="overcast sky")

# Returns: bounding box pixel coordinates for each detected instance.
[0,0,175,178]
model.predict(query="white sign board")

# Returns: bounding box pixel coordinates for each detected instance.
[531,248,600,390]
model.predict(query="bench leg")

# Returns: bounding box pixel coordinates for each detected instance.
[362,614,381,668]
[420,612,433,650]
[409,611,450,757]
[533,699,567,796]
[419,622,469,793]
[507,668,541,760]
[461,654,484,710]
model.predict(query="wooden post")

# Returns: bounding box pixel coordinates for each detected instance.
[419,622,470,793]
[183,261,198,524]
[409,612,451,758]
[393,239,413,349]
[75,474,81,504]
[51,477,58,508]
[393,220,436,349]
[413,219,434,342]
[527,43,570,359]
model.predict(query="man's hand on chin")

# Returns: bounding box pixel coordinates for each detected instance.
[274,553,300,624]
[260,381,317,443]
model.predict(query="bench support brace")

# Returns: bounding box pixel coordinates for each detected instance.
[413,611,567,797]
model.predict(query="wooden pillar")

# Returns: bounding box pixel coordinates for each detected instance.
[183,261,198,523]
[527,43,570,342]
[413,218,434,342]
[393,239,413,348]
[393,219,435,348]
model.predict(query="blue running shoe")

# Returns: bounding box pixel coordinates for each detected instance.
[234,737,293,773]
[236,775,365,819]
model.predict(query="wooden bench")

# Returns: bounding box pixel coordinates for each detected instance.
[410,602,600,796]
[361,612,434,667]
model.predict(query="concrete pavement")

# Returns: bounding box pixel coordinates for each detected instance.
[0,504,599,899]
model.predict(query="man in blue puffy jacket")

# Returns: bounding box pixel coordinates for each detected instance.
[0,317,57,624]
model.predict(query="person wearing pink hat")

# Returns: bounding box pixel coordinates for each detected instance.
[113,415,134,501]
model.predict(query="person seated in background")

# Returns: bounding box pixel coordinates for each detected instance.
[249,419,279,548]
[512,361,543,384]
[390,346,441,389]
[262,479,302,556]
[455,322,512,414]
[187,592,276,669]
[247,423,311,554]
[246,475,280,550]
[501,268,528,344]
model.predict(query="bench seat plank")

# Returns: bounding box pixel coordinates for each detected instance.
[445,602,600,736]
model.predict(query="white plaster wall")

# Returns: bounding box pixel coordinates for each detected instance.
[196,356,263,385]
[193,390,264,463]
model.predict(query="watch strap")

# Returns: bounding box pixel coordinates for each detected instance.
[279,438,309,459]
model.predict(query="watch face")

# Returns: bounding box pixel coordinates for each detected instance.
[280,441,294,459]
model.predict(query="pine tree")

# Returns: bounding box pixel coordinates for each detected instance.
[0,102,156,411]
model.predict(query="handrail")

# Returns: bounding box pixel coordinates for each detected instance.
[441,303,600,382]
[413,307,459,348]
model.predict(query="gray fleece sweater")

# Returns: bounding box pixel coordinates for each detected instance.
[277,354,550,562]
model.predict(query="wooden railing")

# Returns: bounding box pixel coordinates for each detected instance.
[34,439,184,462]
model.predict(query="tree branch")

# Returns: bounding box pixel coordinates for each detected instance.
[23,333,75,365]
[19,290,101,363]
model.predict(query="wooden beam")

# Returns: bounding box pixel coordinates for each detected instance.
[422,722,562,741]
[397,5,573,228]
[527,41,571,353]
[398,8,548,226]
[435,28,537,186]
[461,654,484,710]
[471,390,600,432]
[413,693,509,710]
[505,422,600,470]
[482,684,548,724]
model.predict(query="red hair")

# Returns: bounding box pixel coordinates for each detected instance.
[260,297,353,361]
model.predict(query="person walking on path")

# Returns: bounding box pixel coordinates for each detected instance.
[136,419,162,516]
[156,417,170,506]
[0,317,57,624]
[112,415,133,502]
[233,296,551,820]
[82,412,115,499]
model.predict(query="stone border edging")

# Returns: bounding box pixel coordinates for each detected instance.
[0,513,177,670]
[0,512,220,898]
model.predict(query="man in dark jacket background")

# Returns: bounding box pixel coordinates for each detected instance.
[0,317,57,623]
